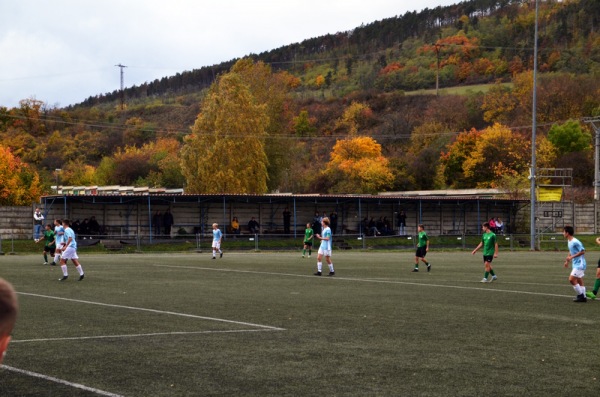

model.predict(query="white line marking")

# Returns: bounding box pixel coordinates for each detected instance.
[16,292,285,331]
[152,264,575,298]
[1,365,124,397]
[12,328,279,343]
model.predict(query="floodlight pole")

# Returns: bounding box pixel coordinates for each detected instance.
[584,118,600,200]
[530,0,539,251]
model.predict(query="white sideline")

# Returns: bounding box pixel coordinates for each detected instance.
[17,292,286,331]
[1,365,123,397]
[153,264,576,299]
[12,328,279,343]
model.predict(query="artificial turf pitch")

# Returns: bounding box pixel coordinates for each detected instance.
[1,250,598,396]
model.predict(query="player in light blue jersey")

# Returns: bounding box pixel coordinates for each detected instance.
[58,219,85,281]
[314,217,334,276]
[52,219,65,266]
[212,223,223,259]
[563,225,587,302]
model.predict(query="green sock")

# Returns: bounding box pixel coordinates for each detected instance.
[484,271,489,278]
[44,253,47,262]
[490,269,495,276]
[594,278,600,295]
[309,250,311,255]
[414,264,419,269]
[302,249,306,255]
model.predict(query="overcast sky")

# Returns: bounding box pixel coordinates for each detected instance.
[0,0,457,109]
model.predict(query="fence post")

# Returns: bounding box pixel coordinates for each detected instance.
[0,234,4,255]
[255,233,259,251]
[9,233,16,255]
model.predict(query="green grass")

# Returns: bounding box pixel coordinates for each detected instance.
[1,250,599,396]
[405,82,513,96]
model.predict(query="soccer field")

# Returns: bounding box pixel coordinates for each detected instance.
[1,250,598,396]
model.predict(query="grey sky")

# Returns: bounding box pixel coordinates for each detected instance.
[0,1,457,108]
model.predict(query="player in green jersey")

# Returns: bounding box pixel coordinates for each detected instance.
[36,224,56,265]
[472,222,499,282]
[412,224,431,272]
[302,223,314,258]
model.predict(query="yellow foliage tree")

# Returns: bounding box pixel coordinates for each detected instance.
[0,145,44,205]
[336,101,373,136]
[439,123,556,189]
[325,136,393,194]
[180,73,269,194]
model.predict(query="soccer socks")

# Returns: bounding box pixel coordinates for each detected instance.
[328,263,334,273]
[43,253,48,262]
[61,265,68,277]
[76,265,84,276]
[54,253,61,263]
[484,271,490,279]
[489,269,496,276]
[302,249,306,256]
[317,262,323,272]
[594,278,600,295]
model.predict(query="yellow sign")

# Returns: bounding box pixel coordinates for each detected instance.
[537,186,563,202]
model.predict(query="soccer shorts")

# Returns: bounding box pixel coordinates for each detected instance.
[483,255,494,263]
[318,248,332,257]
[212,241,221,250]
[62,246,79,260]
[570,268,585,278]
[415,246,427,258]
[303,241,312,247]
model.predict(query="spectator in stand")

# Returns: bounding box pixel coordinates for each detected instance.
[231,217,240,234]
[248,217,260,234]
[382,216,392,235]
[88,216,100,236]
[495,217,504,235]
[489,218,497,234]
[80,218,90,239]
[368,217,381,236]
[152,211,162,237]
[283,207,291,234]
[33,207,44,242]
[397,210,407,236]
[312,212,322,236]
[163,209,174,238]
[329,211,338,235]
[72,219,81,235]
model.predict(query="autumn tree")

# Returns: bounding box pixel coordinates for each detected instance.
[439,124,538,188]
[229,59,295,191]
[547,120,591,156]
[293,110,317,137]
[180,73,269,194]
[335,102,373,135]
[324,136,393,194]
[0,145,44,205]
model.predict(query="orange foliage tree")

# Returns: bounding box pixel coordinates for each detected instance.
[325,136,393,194]
[0,145,44,205]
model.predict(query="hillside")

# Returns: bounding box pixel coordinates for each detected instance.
[0,0,599,202]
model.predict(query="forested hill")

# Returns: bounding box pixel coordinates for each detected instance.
[1,0,600,205]
[76,0,600,108]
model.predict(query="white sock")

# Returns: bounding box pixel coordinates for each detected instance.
[574,285,582,295]
[329,264,334,273]
[317,262,322,272]
[61,265,68,277]
[54,254,60,263]
[76,265,84,276]
[212,251,216,258]
[582,286,586,295]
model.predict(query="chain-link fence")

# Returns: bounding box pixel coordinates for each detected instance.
[0,232,588,255]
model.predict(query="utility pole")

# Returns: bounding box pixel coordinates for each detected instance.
[115,64,127,110]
